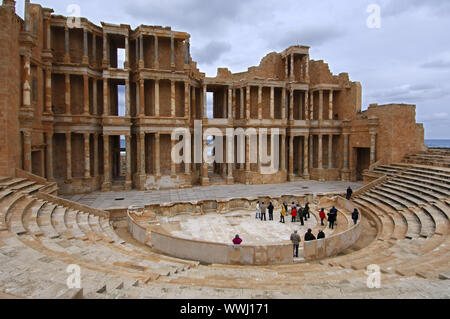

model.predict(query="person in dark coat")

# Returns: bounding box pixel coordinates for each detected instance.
[268,202,274,221]
[304,202,311,220]
[296,202,302,222]
[352,208,359,225]
[304,229,316,242]
[317,230,325,239]
[260,202,267,221]
[346,187,353,200]
[328,206,338,229]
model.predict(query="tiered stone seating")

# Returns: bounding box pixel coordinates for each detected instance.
[1,160,449,298]
[347,157,450,279]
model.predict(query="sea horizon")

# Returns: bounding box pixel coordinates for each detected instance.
[425,139,450,148]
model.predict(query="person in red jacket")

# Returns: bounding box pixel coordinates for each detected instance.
[232,235,242,245]
[291,207,297,223]
[319,208,326,226]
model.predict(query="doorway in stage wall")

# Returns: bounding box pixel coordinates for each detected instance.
[356,147,370,181]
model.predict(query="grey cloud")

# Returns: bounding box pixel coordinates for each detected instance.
[383,0,450,17]
[272,26,345,50]
[192,41,232,65]
[122,0,257,35]
[421,59,450,69]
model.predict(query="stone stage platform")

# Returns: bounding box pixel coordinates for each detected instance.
[156,210,319,246]
[64,181,363,210]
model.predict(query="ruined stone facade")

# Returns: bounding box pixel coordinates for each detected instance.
[0,1,427,194]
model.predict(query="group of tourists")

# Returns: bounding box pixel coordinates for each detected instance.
[232,187,360,258]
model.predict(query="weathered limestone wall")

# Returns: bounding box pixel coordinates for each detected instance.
[364,104,426,164]
[0,3,21,177]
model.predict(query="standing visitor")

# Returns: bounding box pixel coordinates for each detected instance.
[346,187,353,200]
[255,201,261,219]
[291,206,297,223]
[233,235,242,245]
[319,208,326,226]
[304,202,311,220]
[290,230,301,258]
[280,203,286,223]
[261,202,267,221]
[317,230,326,239]
[304,229,316,242]
[268,202,274,221]
[352,208,359,225]
[328,206,338,229]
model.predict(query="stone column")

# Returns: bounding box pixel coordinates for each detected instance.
[171,138,177,176]
[125,79,130,116]
[155,79,160,117]
[139,35,144,68]
[282,88,286,119]
[318,134,323,169]
[138,132,145,175]
[297,136,303,176]
[103,78,109,116]
[288,135,294,180]
[64,26,70,63]
[258,86,263,120]
[124,35,129,68]
[93,79,98,116]
[45,15,51,50]
[246,86,251,120]
[184,39,190,66]
[65,74,71,114]
[202,136,209,185]
[23,131,32,173]
[139,79,145,116]
[228,87,233,120]
[170,36,175,68]
[342,133,350,181]
[270,86,275,119]
[192,86,197,119]
[84,133,90,178]
[370,133,377,165]
[240,88,244,119]
[102,135,111,190]
[154,35,159,69]
[185,82,190,118]
[310,91,314,120]
[304,90,309,120]
[290,54,295,81]
[232,88,236,119]
[329,90,334,120]
[245,135,251,172]
[46,133,54,180]
[281,134,286,171]
[155,133,161,176]
[83,75,89,115]
[102,33,108,67]
[202,84,207,118]
[328,135,333,169]
[82,29,89,65]
[319,90,324,121]
[65,133,72,180]
[309,135,314,169]
[125,135,132,189]
[285,55,289,79]
[93,133,99,177]
[171,80,176,117]
[92,34,96,67]
[289,88,294,120]
[303,135,310,179]
[44,68,52,113]
[185,135,191,175]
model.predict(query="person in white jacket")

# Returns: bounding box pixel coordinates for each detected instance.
[255,201,261,219]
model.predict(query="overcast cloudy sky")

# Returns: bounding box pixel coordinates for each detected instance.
[16,0,450,139]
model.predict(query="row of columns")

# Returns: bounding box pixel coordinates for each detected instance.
[59,73,101,116]
[137,34,190,69]
[138,79,189,117]
[285,54,309,82]
[199,85,335,121]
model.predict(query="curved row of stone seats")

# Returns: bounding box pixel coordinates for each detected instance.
[0,178,200,298]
